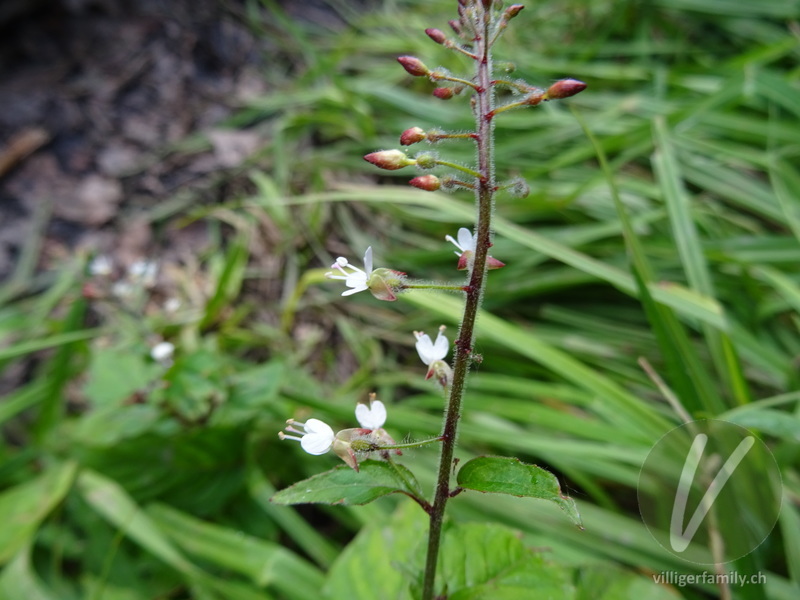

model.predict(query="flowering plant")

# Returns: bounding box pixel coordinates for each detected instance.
[273,2,586,598]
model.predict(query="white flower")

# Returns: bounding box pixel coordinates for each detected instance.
[150,341,175,364]
[444,227,505,271]
[325,247,373,296]
[414,325,449,365]
[280,418,335,455]
[445,228,475,257]
[111,280,134,298]
[355,397,387,429]
[128,260,158,288]
[89,255,113,276]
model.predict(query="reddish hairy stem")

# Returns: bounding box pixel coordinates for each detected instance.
[421,3,495,598]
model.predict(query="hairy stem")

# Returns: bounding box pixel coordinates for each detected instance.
[421,4,495,598]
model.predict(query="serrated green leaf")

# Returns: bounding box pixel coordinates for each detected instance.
[324,501,425,600]
[271,460,422,506]
[457,457,582,527]
[438,523,575,600]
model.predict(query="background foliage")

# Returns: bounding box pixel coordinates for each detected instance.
[1,0,799,598]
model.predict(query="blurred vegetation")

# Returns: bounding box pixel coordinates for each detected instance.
[1,0,799,598]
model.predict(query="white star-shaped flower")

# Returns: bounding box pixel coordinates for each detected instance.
[279,418,335,455]
[325,247,373,296]
[414,326,449,365]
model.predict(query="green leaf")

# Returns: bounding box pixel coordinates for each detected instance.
[575,564,680,600]
[725,408,800,442]
[271,460,422,506]
[324,501,425,600]
[147,503,323,600]
[436,522,575,600]
[457,457,582,527]
[0,462,77,565]
[0,545,59,600]
[77,469,198,576]
[83,347,159,408]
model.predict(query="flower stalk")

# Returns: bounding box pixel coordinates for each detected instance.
[318,1,585,596]
[420,3,496,595]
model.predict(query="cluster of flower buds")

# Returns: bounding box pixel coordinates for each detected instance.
[364,1,585,195]
[279,395,397,471]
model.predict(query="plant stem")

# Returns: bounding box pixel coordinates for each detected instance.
[379,437,444,450]
[404,283,468,292]
[421,4,495,598]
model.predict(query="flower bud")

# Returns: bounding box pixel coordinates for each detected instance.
[448,19,462,35]
[414,153,437,170]
[433,87,454,100]
[487,256,506,270]
[545,78,587,100]
[364,149,413,170]
[505,4,524,19]
[409,175,441,191]
[482,0,494,9]
[368,268,406,301]
[524,90,545,106]
[397,56,430,77]
[400,126,426,145]
[496,61,516,74]
[425,28,447,45]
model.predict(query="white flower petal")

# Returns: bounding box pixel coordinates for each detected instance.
[298,419,335,455]
[431,331,449,360]
[364,246,373,273]
[341,286,367,296]
[415,332,435,365]
[356,400,387,429]
[457,228,475,252]
[151,341,175,362]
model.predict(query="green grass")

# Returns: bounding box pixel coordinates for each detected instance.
[1,0,799,598]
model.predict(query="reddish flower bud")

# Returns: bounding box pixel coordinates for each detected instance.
[482,0,494,9]
[397,56,430,77]
[400,127,426,145]
[409,175,441,191]
[364,149,412,170]
[505,4,524,19]
[425,28,447,45]
[433,87,454,100]
[448,19,462,35]
[545,78,587,100]
[523,92,544,107]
